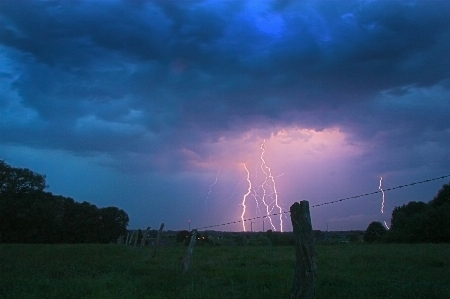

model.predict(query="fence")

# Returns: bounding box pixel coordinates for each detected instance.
[194,174,450,230]
[121,174,450,299]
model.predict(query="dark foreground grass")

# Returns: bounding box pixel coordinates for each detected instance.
[1,243,449,299]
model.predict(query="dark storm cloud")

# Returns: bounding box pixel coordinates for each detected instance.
[1,0,450,171]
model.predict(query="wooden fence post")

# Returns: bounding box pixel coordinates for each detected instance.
[290,201,317,299]
[152,223,164,258]
[141,227,151,247]
[128,231,136,245]
[182,229,197,274]
[134,230,140,247]
[125,232,130,244]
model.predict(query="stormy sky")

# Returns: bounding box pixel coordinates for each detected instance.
[1,0,449,232]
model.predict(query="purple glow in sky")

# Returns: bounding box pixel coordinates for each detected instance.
[1,0,450,231]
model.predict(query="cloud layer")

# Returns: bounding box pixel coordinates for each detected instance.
[1,0,449,230]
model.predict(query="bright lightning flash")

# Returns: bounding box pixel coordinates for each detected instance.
[378,177,390,230]
[239,140,284,232]
[259,140,284,232]
[379,177,385,214]
[206,140,284,232]
[241,164,252,231]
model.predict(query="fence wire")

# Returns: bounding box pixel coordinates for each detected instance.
[311,174,450,208]
[194,174,450,230]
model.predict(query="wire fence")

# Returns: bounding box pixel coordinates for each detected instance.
[194,174,450,230]
[311,174,450,208]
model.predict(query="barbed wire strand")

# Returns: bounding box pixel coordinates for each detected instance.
[311,174,450,208]
[195,174,450,230]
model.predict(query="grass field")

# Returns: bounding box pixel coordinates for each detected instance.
[1,243,449,299]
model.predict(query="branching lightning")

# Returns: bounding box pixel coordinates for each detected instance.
[205,168,221,211]
[239,139,284,232]
[259,145,276,231]
[265,146,284,232]
[204,140,284,232]
[250,165,262,217]
[379,177,390,230]
[241,164,252,231]
[259,140,284,231]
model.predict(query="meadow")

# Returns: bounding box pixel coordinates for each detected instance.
[1,243,449,299]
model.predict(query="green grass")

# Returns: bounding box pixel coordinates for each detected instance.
[1,243,449,299]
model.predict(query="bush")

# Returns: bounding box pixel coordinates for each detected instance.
[363,221,387,243]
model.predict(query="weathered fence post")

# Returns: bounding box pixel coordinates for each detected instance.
[125,232,131,245]
[182,229,197,274]
[290,201,317,299]
[140,227,151,247]
[152,223,164,258]
[128,231,136,245]
[134,229,140,247]
[117,235,124,245]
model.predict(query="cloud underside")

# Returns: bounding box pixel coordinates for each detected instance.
[0,0,449,172]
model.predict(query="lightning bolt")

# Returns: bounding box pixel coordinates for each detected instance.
[241,164,252,232]
[259,140,284,232]
[205,168,221,211]
[259,140,277,231]
[250,164,262,217]
[379,177,390,230]
[251,191,262,218]
[209,139,284,232]
[379,177,385,214]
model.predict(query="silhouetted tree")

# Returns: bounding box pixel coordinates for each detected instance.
[363,221,387,243]
[0,161,129,243]
[0,160,46,196]
[98,207,129,243]
[422,203,450,242]
[390,201,428,232]
[430,183,450,208]
[387,183,450,243]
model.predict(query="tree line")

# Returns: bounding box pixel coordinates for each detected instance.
[364,182,450,243]
[0,160,129,243]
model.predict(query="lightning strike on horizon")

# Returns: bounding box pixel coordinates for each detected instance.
[250,164,262,218]
[379,177,385,214]
[241,164,252,232]
[259,142,277,231]
[205,168,221,211]
[203,140,284,232]
[379,177,390,230]
[259,140,284,232]
[251,191,262,218]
